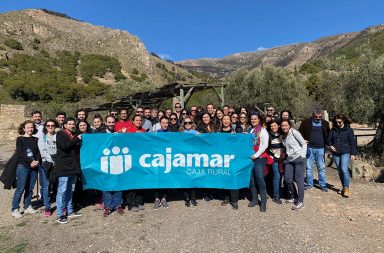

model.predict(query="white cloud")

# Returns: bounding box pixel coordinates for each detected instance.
[158,53,173,60]
[256,47,267,51]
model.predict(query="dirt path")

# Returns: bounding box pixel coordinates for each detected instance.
[0,146,383,253]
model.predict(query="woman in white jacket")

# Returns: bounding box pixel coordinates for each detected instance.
[281,120,307,210]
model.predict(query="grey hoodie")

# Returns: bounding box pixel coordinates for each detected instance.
[283,128,307,161]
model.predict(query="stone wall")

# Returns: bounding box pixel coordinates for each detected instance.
[0,104,28,143]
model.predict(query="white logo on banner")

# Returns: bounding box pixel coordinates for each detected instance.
[100,146,132,175]
[100,146,236,175]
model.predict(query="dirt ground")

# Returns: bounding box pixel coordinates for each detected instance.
[0,144,383,253]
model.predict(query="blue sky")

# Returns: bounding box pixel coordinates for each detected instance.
[1,0,384,61]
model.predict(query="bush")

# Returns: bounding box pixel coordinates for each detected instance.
[132,68,139,75]
[80,54,126,83]
[33,38,41,44]
[4,39,23,50]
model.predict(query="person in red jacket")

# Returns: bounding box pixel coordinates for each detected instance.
[114,108,133,133]
[124,115,145,212]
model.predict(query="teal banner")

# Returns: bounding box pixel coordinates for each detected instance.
[80,133,254,191]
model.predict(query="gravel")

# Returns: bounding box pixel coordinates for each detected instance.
[0,145,383,253]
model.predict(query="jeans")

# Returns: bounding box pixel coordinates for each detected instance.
[272,161,281,198]
[11,164,38,211]
[224,190,239,204]
[39,166,51,210]
[306,147,327,188]
[183,189,196,201]
[284,157,305,203]
[102,191,123,209]
[56,176,77,218]
[333,153,351,188]
[249,158,267,204]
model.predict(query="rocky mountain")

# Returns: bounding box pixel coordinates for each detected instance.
[0,9,199,85]
[178,25,384,78]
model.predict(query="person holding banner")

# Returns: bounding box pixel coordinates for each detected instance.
[55,118,82,224]
[196,113,216,134]
[154,116,170,209]
[99,116,124,217]
[180,116,198,207]
[125,115,145,212]
[220,115,240,210]
[281,120,307,210]
[248,112,269,212]
[196,112,216,202]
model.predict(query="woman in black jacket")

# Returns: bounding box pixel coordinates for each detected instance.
[11,120,41,218]
[55,117,82,224]
[327,114,357,198]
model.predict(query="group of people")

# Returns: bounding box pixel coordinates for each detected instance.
[3,103,357,224]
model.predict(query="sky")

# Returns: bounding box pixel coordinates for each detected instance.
[1,0,384,61]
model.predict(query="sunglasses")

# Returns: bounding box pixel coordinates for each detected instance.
[184,121,192,125]
[170,118,177,120]
[175,106,181,108]
[137,111,143,113]
[232,116,238,118]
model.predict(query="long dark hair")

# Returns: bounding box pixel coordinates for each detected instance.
[332,114,351,127]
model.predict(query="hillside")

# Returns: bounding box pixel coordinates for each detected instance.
[178,25,384,78]
[0,9,200,85]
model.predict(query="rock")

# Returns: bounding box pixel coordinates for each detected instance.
[351,160,375,180]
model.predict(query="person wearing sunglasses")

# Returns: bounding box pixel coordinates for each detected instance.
[38,119,59,217]
[174,102,182,119]
[153,116,171,209]
[168,113,180,132]
[238,113,250,132]
[179,116,199,206]
[298,108,330,192]
[327,114,357,198]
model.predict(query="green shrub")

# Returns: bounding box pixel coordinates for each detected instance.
[131,68,139,75]
[4,39,23,50]
[80,54,126,83]
[33,38,41,44]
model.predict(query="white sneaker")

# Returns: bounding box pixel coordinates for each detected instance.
[12,209,23,218]
[292,202,305,210]
[24,205,38,214]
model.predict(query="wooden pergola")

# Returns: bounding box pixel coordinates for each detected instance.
[88,82,227,112]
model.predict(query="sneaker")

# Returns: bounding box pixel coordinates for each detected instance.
[67,212,82,218]
[285,198,294,204]
[103,208,111,217]
[321,187,328,192]
[272,197,283,204]
[203,196,212,202]
[44,209,52,217]
[130,206,140,212]
[292,202,305,210]
[11,209,23,219]
[154,199,161,210]
[116,206,124,214]
[231,203,239,210]
[185,200,191,207]
[191,199,198,206]
[221,200,229,206]
[57,216,68,224]
[304,186,313,191]
[342,187,351,198]
[24,205,37,214]
[160,198,169,208]
[248,200,258,207]
[138,205,145,211]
